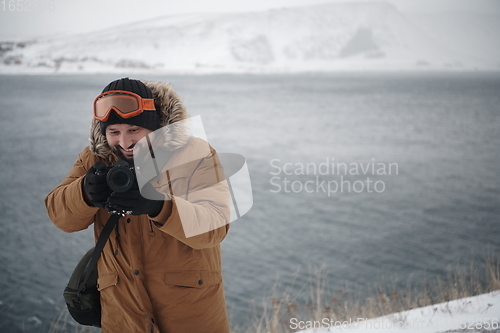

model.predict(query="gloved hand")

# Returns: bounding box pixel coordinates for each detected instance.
[107,185,164,217]
[83,161,112,208]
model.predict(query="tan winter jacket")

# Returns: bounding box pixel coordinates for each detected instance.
[45,81,231,333]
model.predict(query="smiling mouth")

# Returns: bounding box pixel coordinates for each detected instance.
[114,145,135,158]
[110,144,134,162]
[122,149,134,157]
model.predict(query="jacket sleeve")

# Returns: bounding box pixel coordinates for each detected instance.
[150,148,231,250]
[44,148,99,233]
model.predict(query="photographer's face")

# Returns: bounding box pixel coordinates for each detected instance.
[106,124,152,161]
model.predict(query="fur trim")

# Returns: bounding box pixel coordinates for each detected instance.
[89,80,190,161]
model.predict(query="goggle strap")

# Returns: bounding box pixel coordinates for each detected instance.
[142,99,156,111]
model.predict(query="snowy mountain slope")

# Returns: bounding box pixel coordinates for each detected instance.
[405,10,500,65]
[297,291,500,333]
[0,2,498,73]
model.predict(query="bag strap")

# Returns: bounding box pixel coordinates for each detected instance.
[77,213,120,294]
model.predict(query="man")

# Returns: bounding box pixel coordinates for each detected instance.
[45,78,231,333]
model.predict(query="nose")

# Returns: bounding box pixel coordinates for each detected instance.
[118,133,135,150]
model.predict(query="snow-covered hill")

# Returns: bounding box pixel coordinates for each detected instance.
[297,291,500,333]
[1,2,499,73]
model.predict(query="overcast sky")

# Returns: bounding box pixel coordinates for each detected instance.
[0,0,499,39]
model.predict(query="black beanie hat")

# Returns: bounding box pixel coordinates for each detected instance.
[98,78,160,135]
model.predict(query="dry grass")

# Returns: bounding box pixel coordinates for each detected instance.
[49,254,500,333]
[231,253,500,333]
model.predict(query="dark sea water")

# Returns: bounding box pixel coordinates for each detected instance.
[0,72,499,332]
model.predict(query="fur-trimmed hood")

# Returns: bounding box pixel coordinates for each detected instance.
[89,80,190,162]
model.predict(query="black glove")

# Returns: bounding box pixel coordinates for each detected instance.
[107,186,164,217]
[83,161,112,208]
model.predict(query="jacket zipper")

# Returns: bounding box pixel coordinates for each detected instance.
[148,220,155,236]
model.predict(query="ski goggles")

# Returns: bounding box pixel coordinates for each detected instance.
[93,90,156,121]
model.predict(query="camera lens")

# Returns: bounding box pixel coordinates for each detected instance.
[106,161,135,193]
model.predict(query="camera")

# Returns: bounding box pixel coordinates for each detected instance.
[96,160,136,193]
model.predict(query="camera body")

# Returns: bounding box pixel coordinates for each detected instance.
[96,160,136,193]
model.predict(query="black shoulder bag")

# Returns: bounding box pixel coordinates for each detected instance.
[63,214,119,327]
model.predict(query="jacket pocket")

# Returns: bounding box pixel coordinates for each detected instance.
[164,271,221,289]
[97,274,118,291]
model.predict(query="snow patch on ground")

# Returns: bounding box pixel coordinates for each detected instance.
[295,291,500,333]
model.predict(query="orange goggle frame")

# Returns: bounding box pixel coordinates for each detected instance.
[93,90,156,121]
